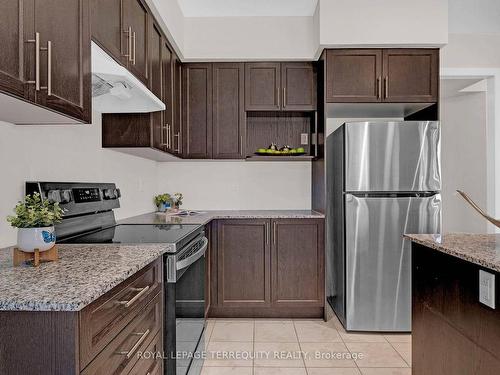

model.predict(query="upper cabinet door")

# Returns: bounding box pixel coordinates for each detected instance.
[172,52,182,156]
[0,0,27,99]
[326,49,382,103]
[35,0,91,123]
[213,63,245,159]
[149,21,164,151]
[281,62,317,111]
[182,63,213,159]
[382,49,438,103]
[245,62,280,111]
[90,0,125,65]
[122,0,148,85]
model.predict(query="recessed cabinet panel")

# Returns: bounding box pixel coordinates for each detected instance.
[326,49,382,103]
[90,0,123,64]
[383,49,438,103]
[35,0,91,122]
[272,219,324,306]
[172,53,182,155]
[161,40,173,152]
[150,22,163,151]
[0,0,26,98]
[182,63,213,158]
[217,220,271,307]
[282,63,317,110]
[245,62,280,110]
[213,63,245,159]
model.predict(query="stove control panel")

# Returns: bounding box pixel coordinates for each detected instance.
[73,188,101,203]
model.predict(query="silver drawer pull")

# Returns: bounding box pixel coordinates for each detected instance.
[118,285,150,308]
[116,329,150,359]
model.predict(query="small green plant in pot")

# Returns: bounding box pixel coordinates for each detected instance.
[154,193,172,212]
[172,193,183,210]
[6,193,65,252]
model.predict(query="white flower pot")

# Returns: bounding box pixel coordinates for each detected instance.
[17,226,56,252]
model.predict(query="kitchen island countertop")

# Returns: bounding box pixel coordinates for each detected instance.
[405,233,500,273]
[0,243,167,312]
[118,209,325,226]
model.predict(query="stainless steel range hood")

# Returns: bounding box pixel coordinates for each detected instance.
[91,41,165,113]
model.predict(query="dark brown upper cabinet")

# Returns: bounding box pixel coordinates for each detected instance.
[216,219,271,309]
[326,49,382,103]
[245,62,316,111]
[245,62,281,111]
[383,49,439,103]
[326,48,438,103]
[0,0,27,99]
[281,63,317,110]
[0,0,91,124]
[90,0,125,65]
[122,0,149,85]
[161,39,174,153]
[271,219,324,308]
[182,63,213,159]
[149,21,165,152]
[213,63,245,159]
[171,53,182,156]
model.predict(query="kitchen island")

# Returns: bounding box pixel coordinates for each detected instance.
[406,233,500,375]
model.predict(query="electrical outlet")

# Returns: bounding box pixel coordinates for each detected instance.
[300,133,308,145]
[479,270,496,309]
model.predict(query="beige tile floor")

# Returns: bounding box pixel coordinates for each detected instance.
[201,316,411,375]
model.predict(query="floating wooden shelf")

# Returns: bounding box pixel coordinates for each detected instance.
[246,155,315,162]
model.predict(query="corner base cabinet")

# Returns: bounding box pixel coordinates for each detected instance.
[209,218,324,318]
[0,259,163,375]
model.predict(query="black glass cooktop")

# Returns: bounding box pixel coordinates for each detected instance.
[59,224,203,251]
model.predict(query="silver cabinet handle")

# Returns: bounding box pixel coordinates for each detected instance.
[283,87,286,108]
[132,31,136,65]
[160,124,168,147]
[384,77,388,99]
[240,135,243,156]
[40,41,52,96]
[167,124,171,148]
[174,132,181,153]
[276,87,280,108]
[377,77,381,99]
[265,223,270,245]
[116,329,150,359]
[118,285,150,308]
[26,32,41,91]
[123,27,132,61]
[273,222,277,245]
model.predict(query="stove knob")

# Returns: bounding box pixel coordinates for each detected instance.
[47,190,62,203]
[60,190,72,204]
[103,188,115,200]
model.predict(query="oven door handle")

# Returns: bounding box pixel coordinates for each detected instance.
[176,237,208,271]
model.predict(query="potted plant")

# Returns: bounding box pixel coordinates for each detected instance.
[6,192,65,252]
[172,193,184,210]
[154,193,172,212]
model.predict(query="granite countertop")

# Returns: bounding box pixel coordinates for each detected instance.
[0,244,167,312]
[118,210,325,226]
[405,233,500,273]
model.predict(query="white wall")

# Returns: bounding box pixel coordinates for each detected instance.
[440,85,489,233]
[183,16,316,61]
[0,112,158,248]
[147,0,186,58]
[156,161,312,210]
[318,0,448,48]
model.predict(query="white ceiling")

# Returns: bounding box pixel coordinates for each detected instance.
[177,0,318,17]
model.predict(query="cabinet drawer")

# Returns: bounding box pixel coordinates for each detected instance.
[80,259,162,369]
[81,293,162,375]
[128,332,163,375]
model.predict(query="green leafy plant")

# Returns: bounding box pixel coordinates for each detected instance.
[173,193,183,207]
[154,193,172,208]
[6,193,65,228]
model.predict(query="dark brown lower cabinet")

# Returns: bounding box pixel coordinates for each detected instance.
[0,259,163,375]
[412,243,500,375]
[210,218,324,318]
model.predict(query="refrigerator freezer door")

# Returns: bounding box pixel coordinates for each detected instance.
[345,194,441,331]
[345,121,441,192]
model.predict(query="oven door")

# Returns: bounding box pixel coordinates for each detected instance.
[165,236,208,375]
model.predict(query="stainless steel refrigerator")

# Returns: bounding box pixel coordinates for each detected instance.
[326,121,442,332]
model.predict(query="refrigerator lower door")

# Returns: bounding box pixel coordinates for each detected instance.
[345,193,441,331]
[344,121,441,192]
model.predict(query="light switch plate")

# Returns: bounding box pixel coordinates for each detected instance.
[479,270,496,309]
[300,133,308,145]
